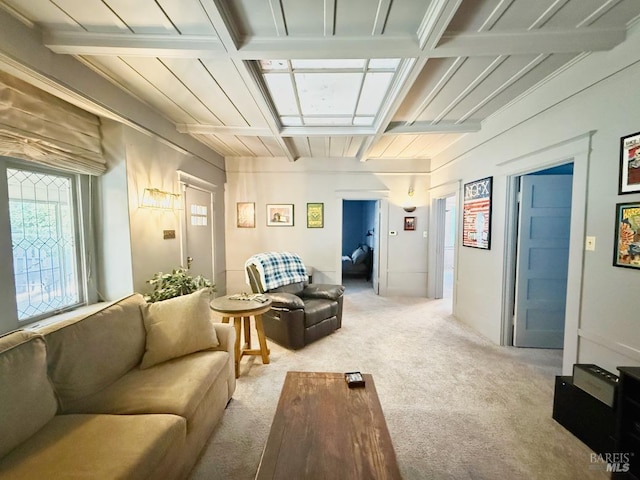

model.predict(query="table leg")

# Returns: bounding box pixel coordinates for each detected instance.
[243,316,251,349]
[254,314,270,365]
[232,317,241,378]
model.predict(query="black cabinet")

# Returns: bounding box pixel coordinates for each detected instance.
[553,376,616,454]
[613,367,640,479]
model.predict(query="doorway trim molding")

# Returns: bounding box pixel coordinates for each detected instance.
[335,190,389,294]
[428,180,461,304]
[499,131,594,375]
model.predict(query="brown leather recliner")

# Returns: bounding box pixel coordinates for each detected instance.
[246,264,345,349]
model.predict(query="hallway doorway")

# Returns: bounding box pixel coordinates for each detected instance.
[505,163,574,348]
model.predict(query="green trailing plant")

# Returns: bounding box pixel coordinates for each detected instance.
[144,267,215,303]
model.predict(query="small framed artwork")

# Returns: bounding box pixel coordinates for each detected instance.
[236,202,255,228]
[266,204,294,226]
[404,216,416,231]
[462,176,492,249]
[619,131,640,194]
[613,201,640,269]
[307,203,324,228]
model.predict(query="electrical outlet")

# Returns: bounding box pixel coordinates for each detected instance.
[423,231,428,238]
[585,236,596,251]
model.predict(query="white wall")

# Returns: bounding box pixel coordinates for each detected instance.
[98,122,227,299]
[224,157,430,296]
[430,25,640,374]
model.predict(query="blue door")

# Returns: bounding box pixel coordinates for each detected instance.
[514,175,572,348]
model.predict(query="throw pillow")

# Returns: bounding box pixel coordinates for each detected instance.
[351,247,367,265]
[139,288,218,369]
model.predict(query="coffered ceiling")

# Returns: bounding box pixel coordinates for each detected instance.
[1,0,639,162]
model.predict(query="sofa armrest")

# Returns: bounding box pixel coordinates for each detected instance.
[302,284,345,301]
[211,322,236,399]
[266,292,305,310]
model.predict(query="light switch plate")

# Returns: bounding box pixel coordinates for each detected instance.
[389,230,397,236]
[585,236,596,251]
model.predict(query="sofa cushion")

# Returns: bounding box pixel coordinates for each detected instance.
[302,299,338,328]
[62,350,229,427]
[40,293,147,411]
[140,289,219,369]
[0,331,58,459]
[0,413,185,480]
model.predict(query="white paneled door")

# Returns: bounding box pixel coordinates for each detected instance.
[514,175,572,348]
[183,184,214,284]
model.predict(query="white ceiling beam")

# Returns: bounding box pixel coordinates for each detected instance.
[199,0,240,52]
[177,124,377,137]
[577,0,622,28]
[237,36,420,59]
[385,121,481,134]
[177,124,272,136]
[43,31,226,57]
[43,26,627,60]
[430,27,626,57]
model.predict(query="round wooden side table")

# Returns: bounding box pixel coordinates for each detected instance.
[210,295,272,378]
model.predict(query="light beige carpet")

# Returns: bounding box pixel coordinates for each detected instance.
[190,279,607,480]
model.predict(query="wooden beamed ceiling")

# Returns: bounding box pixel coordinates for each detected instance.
[1,0,639,162]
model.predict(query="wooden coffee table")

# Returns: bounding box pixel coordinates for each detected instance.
[255,371,401,480]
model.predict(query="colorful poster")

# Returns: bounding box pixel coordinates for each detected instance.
[620,131,640,194]
[462,177,492,249]
[614,202,640,269]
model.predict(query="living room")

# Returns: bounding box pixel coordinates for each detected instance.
[1,1,640,479]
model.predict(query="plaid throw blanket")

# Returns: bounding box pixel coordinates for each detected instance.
[245,252,308,291]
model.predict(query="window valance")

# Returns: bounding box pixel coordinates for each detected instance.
[0,71,105,175]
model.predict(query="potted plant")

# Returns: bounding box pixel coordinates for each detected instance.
[144,267,215,303]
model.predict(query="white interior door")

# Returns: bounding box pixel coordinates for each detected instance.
[372,200,380,294]
[514,174,572,348]
[183,184,214,282]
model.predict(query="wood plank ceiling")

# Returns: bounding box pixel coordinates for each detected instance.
[1,0,639,162]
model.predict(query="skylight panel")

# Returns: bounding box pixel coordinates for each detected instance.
[263,73,298,115]
[356,72,394,115]
[258,58,402,128]
[295,73,362,115]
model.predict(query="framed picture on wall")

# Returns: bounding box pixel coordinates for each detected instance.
[462,176,492,249]
[613,201,640,269]
[619,131,640,194]
[404,216,416,231]
[236,202,255,228]
[307,203,324,228]
[266,204,294,226]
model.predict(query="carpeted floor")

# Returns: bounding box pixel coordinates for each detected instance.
[190,279,607,480]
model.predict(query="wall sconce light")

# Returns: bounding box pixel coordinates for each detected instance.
[140,188,181,210]
[403,187,416,212]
